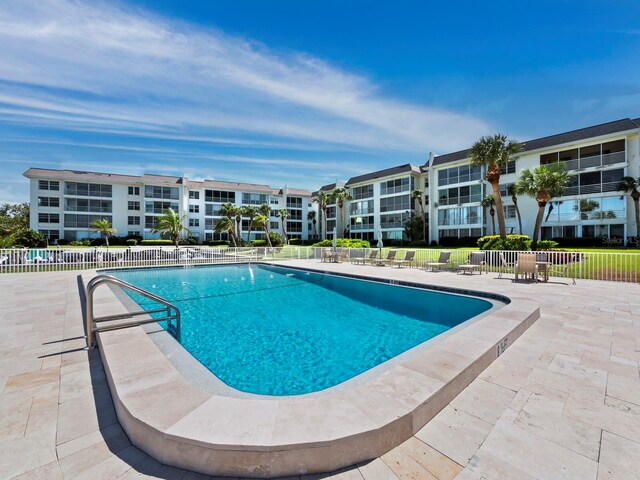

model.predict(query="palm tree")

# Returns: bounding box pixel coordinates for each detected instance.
[278,208,290,244]
[312,191,329,240]
[258,203,272,245]
[515,163,570,248]
[307,210,317,239]
[90,218,117,247]
[329,187,352,238]
[253,214,272,247]
[469,134,523,238]
[507,184,523,235]
[411,189,426,241]
[151,208,190,248]
[213,216,235,243]
[618,176,640,239]
[481,194,496,235]
[219,203,239,247]
[241,205,257,244]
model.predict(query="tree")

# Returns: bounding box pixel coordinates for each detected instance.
[507,184,523,235]
[90,218,117,247]
[481,194,496,235]
[329,187,352,238]
[151,208,190,248]
[618,176,640,239]
[278,208,290,244]
[219,203,239,247]
[307,210,317,239]
[0,202,30,234]
[241,205,257,244]
[252,214,272,247]
[515,163,570,248]
[403,214,423,242]
[469,134,523,238]
[214,217,235,243]
[258,203,272,246]
[411,189,426,241]
[312,191,329,240]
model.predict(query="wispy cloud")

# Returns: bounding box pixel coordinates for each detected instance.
[0,0,491,154]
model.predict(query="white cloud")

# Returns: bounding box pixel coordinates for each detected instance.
[0,0,491,153]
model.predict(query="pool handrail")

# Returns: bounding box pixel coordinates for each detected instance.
[85,274,181,348]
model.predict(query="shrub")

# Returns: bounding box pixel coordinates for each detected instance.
[288,238,300,245]
[478,234,532,251]
[407,240,430,247]
[140,239,174,246]
[311,238,370,248]
[208,240,230,246]
[440,236,481,247]
[552,236,603,248]
[125,239,137,246]
[430,240,439,247]
[55,239,68,246]
[70,238,92,247]
[179,236,199,245]
[250,239,268,247]
[268,232,283,246]
[2,229,46,248]
[535,240,558,251]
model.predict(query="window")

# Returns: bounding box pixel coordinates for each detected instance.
[288,210,302,220]
[205,218,215,230]
[65,198,112,213]
[380,177,413,195]
[38,197,60,207]
[189,191,200,199]
[286,197,303,208]
[144,185,179,200]
[270,197,279,205]
[127,230,140,237]
[270,221,280,230]
[438,185,481,205]
[499,183,514,197]
[504,205,517,219]
[349,200,374,216]
[39,229,60,240]
[128,216,140,226]
[287,221,302,232]
[205,190,235,203]
[541,141,625,169]
[189,204,200,213]
[64,214,111,228]
[144,216,157,229]
[242,193,268,205]
[205,204,221,216]
[350,215,374,230]
[145,201,179,214]
[500,160,516,175]
[38,213,59,224]
[128,201,140,211]
[380,212,409,229]
[560,168,625,196]
[189,218,199,227]
[326,206,336,218]
[350,184,374,200]
[380,194,411,212]
[128,186,140,195]
[65,182,112,197]
[38,180,59,191]
[437,207,481,226]
[438,165,482,186]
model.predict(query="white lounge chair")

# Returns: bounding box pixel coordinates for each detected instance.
[457,252,486,275]
[392,250,415,268]
[425,251,451,271]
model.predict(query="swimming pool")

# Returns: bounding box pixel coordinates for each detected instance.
[108,264,492,395]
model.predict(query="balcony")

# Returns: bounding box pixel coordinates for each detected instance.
[558,151,625,171]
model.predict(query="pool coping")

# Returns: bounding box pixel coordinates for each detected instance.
[86,263,540,478]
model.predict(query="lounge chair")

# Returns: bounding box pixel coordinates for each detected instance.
[392,250,416,268]
[515,252,538,282]
[424,251,451,271]
[457,252,486,275]
[375,250,397,266]
[548,252,578,285]
[354,250,378,265]
[335,248,349,263]
[321,248,335,263]
[497,252,515,278]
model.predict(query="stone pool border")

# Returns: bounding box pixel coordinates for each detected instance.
[85,264,540,478]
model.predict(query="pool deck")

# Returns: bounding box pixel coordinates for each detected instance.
[1,261,640,479]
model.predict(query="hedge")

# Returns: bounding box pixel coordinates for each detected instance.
[477,234,532,251]
[312,238,371,248]
[140,240,174,246]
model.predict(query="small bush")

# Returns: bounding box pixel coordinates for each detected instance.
[250,239,268,247]
[288,238,300,245]
[440,236,481,247]
[8,229,47,248]
[140,239,174,246]
[478,234,532,251]
[430,240,439,247]
[407,240,430,247]
[535,240,558,251]
[268,232,283,246]
[55,239,69,246]
[208,240,230,246]
[179,236,199,245]
[552,236,603,248]
[70,239,91,247]
[125,239,137,246]
[312,238,370,248]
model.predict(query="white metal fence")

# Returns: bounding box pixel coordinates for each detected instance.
[1,246,639,283]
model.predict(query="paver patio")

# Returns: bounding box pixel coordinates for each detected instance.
[1,261,639,479]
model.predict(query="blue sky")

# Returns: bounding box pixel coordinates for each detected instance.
[1,0,639,203]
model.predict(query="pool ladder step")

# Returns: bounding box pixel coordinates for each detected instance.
[85,274,181,348]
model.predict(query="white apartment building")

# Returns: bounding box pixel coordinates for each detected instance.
[316,117,640,244]
[24,169,312,243]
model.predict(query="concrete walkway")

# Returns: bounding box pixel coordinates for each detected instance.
[1,263,639,479]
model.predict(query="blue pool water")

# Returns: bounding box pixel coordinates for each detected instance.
[108,264,492,396]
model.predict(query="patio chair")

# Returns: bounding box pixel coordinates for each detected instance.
[392,250,416,268]
[321,248,334,263]
[335,248,349,263]
[497,252,515,278]
[375,250,397,266]
[547,252,578,285]
[457,252,486,275]
[515,252,538,282]
[354,250,378,265]
[424,251,451,271]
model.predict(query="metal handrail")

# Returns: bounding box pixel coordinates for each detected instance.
[85,274,181,348]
